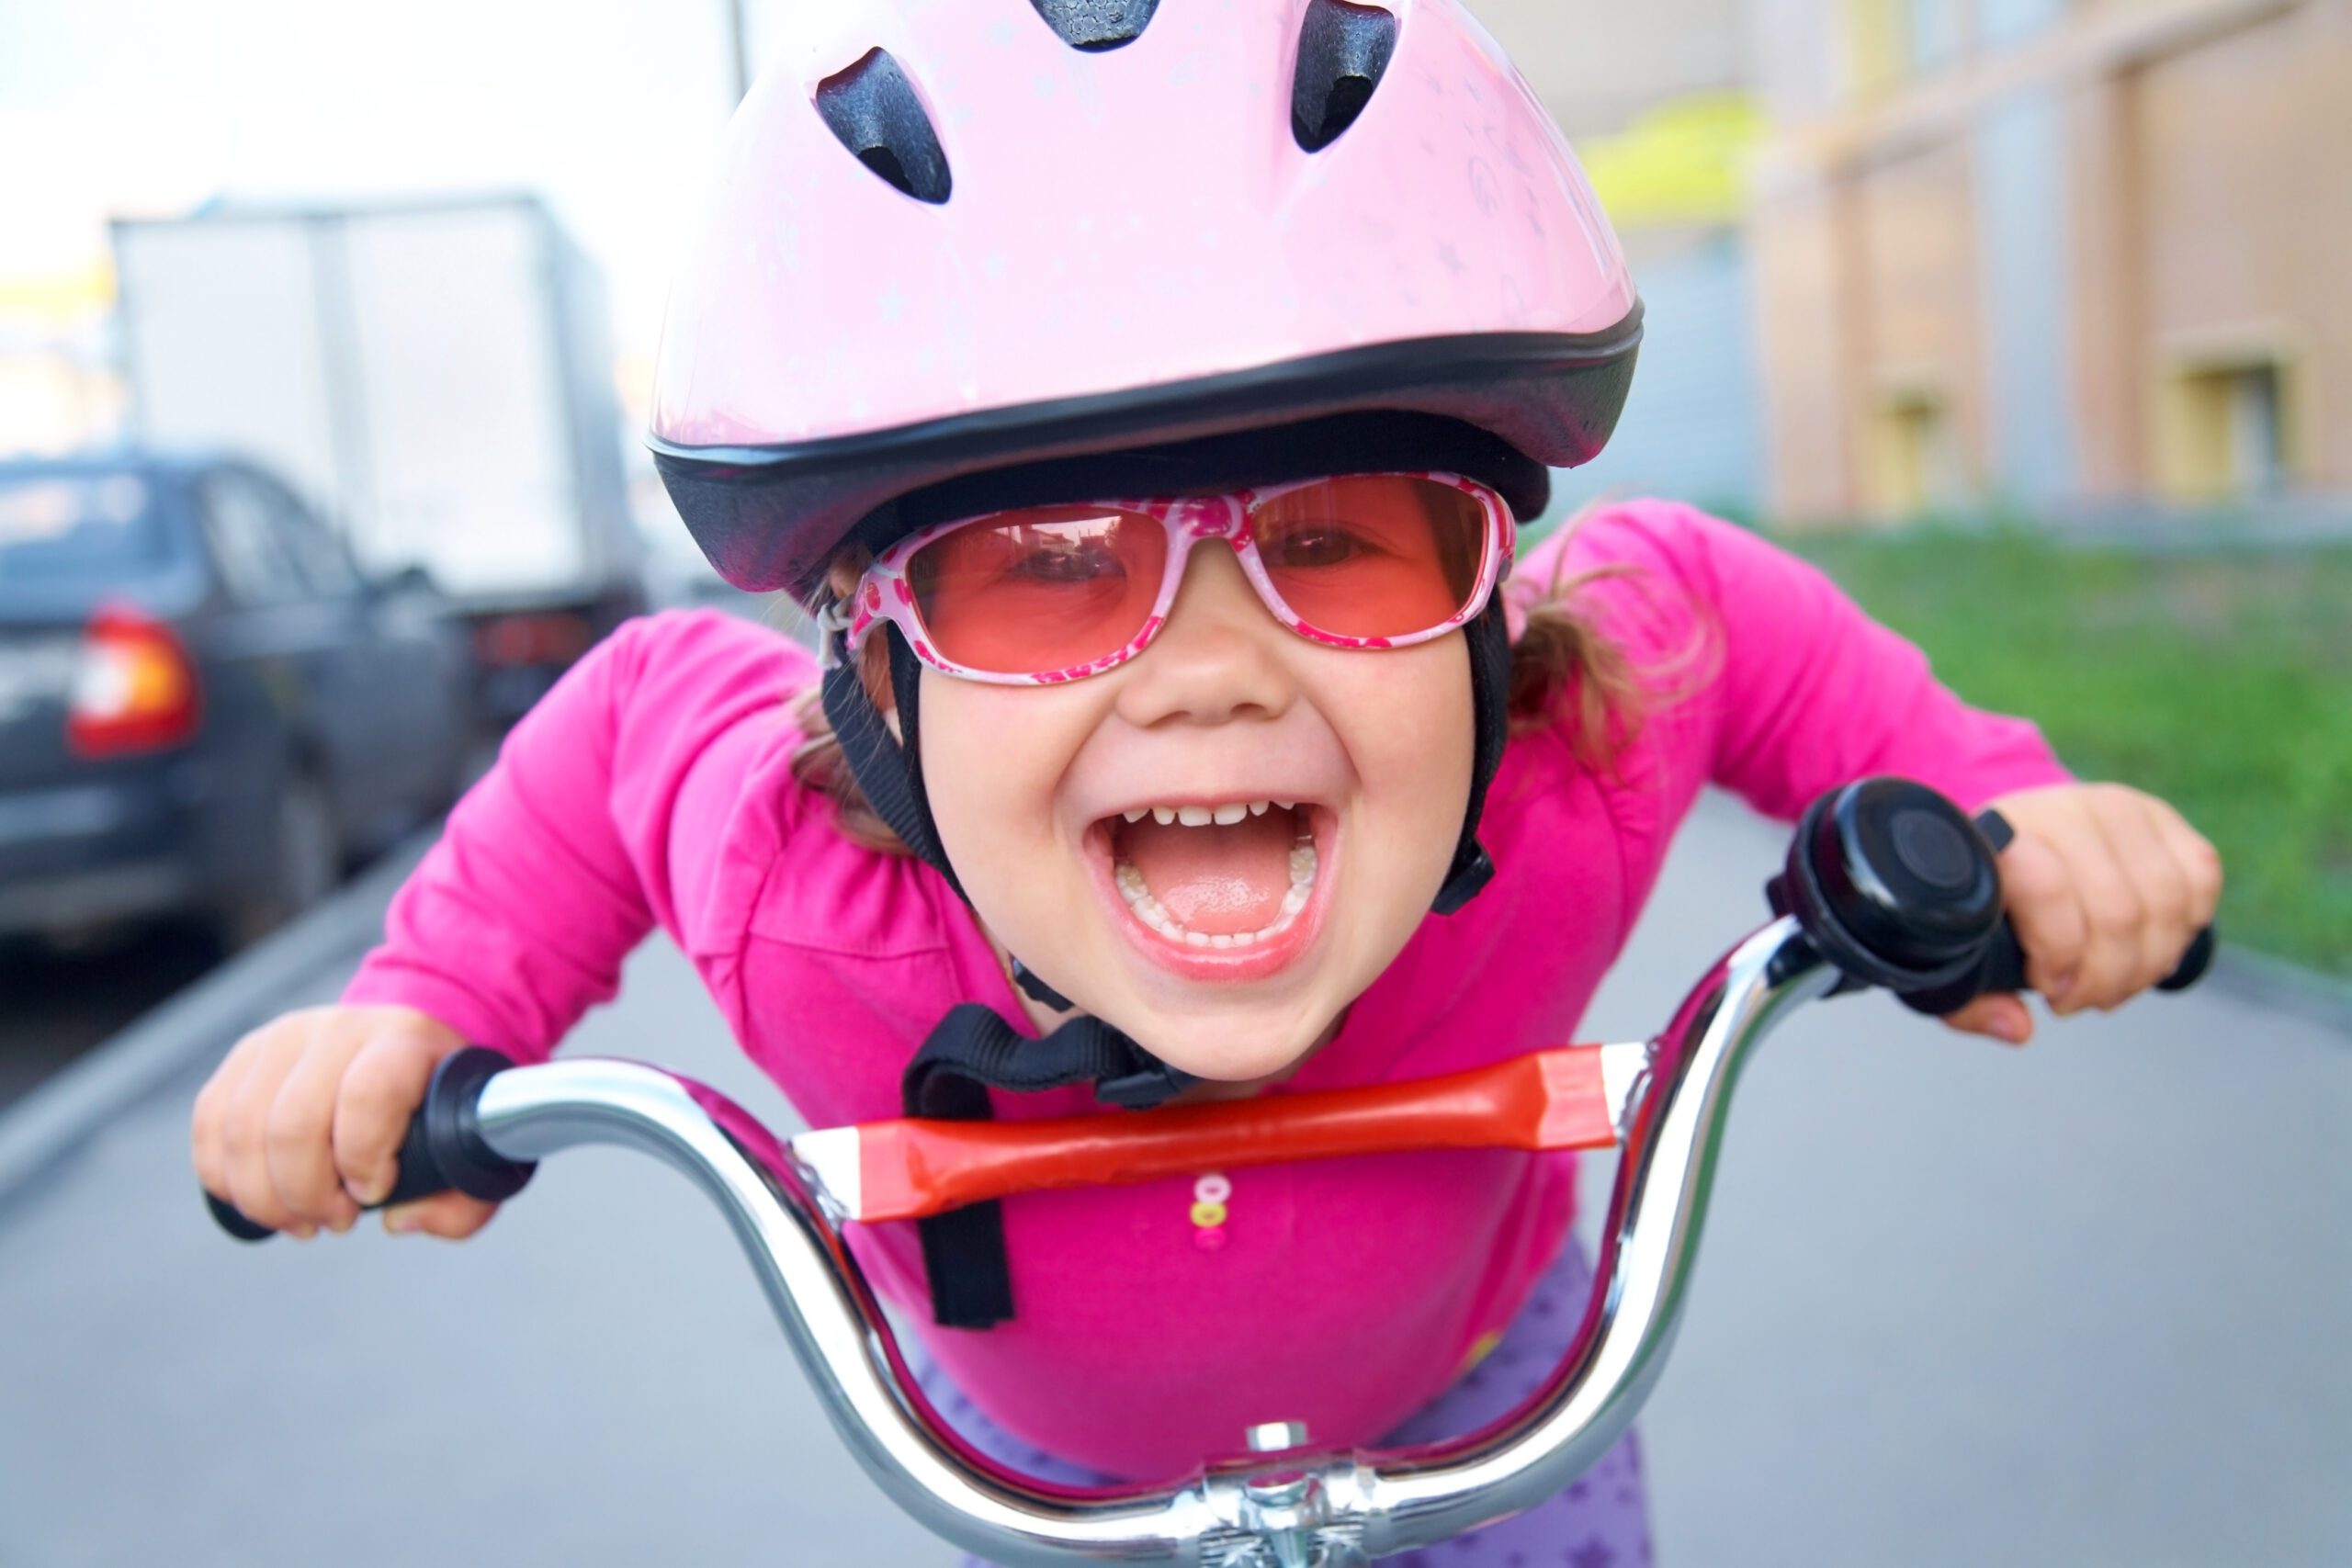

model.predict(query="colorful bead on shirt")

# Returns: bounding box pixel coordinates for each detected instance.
[1192,1172,1231,1251]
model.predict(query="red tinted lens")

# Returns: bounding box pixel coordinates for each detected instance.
[1250,476,1490,640]
[906,507,1170,676]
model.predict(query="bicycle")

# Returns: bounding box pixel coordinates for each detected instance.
[208,777,2211,1567]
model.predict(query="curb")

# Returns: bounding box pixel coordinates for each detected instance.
[0,829,435,1208]
[2209,943,2352,1040]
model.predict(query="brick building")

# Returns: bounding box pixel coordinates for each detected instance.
[1747,0,2352,522]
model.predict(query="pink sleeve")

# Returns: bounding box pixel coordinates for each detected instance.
[1522,503,2072,821]
[342,610,815,1060]
[1668,509,2071,816]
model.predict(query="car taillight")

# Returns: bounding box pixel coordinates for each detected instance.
[66,604,201,757]
[473,612,593,668]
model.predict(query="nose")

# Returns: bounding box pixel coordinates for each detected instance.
[1113,541,1295,729]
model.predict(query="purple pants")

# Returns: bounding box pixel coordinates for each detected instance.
[920,1237,1656,1567]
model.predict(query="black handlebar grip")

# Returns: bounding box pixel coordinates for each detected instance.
[2159,926,2218,991]
[204,1045,535,1243]
[1901,920,2216,1015]
[205,1192,277,1241]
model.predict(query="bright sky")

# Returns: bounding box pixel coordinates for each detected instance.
[0,0,773,371]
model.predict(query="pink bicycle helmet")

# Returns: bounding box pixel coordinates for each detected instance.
[650,0,1642,602]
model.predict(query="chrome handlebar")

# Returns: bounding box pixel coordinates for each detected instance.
[460,916,1835,1567]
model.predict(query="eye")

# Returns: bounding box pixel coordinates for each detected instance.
[1007,533,1125,583]
[1261,523,1371,569]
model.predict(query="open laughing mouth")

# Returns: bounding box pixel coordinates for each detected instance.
[1084,799,1335,980]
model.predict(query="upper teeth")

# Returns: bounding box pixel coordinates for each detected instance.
[1123,800,1285,826]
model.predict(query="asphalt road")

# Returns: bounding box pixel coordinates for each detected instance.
[1,793,2345,1566]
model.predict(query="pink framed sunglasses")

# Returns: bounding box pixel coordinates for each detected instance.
[823,471,1514,685]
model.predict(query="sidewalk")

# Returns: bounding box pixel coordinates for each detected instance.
[1,793,2345,1566]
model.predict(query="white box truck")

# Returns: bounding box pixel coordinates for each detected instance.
[111,195,647,721]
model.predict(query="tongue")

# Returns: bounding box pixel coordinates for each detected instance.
[1118,810,1298,934]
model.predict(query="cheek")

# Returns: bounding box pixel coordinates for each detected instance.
[1339,642,1476,833]
[1326,641,1476,961]
[917,675,1093,904]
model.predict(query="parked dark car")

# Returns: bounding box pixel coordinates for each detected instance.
[0,454,473,950]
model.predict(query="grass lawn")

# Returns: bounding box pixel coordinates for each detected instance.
[1779,527,2352,978]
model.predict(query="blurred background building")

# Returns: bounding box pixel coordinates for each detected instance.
[1477,0,1775,521]
[1747,0,2352,523]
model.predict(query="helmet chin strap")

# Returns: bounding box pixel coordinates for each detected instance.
[1009,957,1077,1012]
[818,624,967,902]
[1435,592,1509,913]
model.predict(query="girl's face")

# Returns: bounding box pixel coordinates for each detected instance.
[921,538,1474,1081]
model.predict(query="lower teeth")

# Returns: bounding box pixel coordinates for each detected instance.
[1114,839,1317,948]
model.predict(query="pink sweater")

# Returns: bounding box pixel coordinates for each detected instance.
[345,502,2067,1479]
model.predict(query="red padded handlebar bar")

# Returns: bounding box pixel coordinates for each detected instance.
[809,1043,1619,1223]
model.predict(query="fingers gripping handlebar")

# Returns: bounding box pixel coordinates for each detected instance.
[204,1047,535,1242]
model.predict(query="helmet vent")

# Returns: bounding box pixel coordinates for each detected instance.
[1291,0,1396,152]
[814,49,953,204]
[1028,0,1160,51]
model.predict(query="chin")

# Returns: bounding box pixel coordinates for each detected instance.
[1113,1000,1338,1086]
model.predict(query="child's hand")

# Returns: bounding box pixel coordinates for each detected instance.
[1942,783,2222,1045]
[190,1005,499,1241]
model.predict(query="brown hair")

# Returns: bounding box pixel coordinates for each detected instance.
[786,519,1655,854]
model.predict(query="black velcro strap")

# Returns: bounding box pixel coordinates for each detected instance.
[1431,593,1509,915]
[902,1003,1196,1328]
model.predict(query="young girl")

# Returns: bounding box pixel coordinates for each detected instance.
[190,5,2220,1563]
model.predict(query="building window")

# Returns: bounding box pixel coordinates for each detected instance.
[1844,0,1971,96]
[2160,356,2295,501]
[1870,387,1970,516]
[1844,0,1909,96]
